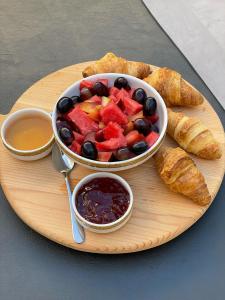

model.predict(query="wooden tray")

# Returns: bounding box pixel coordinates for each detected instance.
[0,62,224,254]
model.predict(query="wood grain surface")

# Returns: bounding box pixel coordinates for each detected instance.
[0,61,224,254]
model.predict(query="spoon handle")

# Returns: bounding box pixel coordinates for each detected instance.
[64,174,85,244]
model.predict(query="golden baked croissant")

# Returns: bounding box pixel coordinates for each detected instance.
[154,147,211,205]
[167,109,222,159]
[82,52,150,79]
[144,67,204,107]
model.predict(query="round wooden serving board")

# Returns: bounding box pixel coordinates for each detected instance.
[0,62,224,254]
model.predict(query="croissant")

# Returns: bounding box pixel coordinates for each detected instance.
[154,147,211,205]
[167,109,222,159]
[144,67,204,107]
[82,52,150,79]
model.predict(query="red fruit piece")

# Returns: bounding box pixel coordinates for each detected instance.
[98,152,113,162]
[109,87,120,97]
[100,102,128,126]
[148,114,159,124]
[73,131,84,144]
[129,88,135,98]
[96,135,127,151]
[80,80,93,90]
[69,140,81,154]
[146,131,159,147]
[125,130,145,146]
[103,122,124,140]
[109,94,119,104]
[122,97,143,116]
[116,88,130,102]
[86,95,102,104]
[84,131,96,143]
[96,78,108,87]
[67,106,98,135]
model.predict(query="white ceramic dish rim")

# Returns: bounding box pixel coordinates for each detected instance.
[1,108,54,154]
[52,73,168,166]
[72,172,134,228]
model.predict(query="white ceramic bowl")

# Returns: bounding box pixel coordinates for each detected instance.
[1,108,54,161]
[72,172,134,233]
[52,73,168,171]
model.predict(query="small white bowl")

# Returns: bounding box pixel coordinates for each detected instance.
[52,73,168,171]
[72,172,134,234]
[1,108,54,161]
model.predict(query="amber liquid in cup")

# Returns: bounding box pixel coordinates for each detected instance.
[5,115,53,151]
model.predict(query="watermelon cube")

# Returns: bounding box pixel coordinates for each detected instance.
[146,131,159,147]
[109,94,119,104]
[122,97,143,116]
[129,88,135,98]
[80,80,93,90]
[116,88,130,102]
[84,131,96,143]
[103,122,124,140]
[98,152,113,162]
[69,140,81,154]
[100,102,128,125]
[96,135,127,151]
[125,130,145,146]
[109,86,120,97]
[73,131,85,144]
[67,106,98,135]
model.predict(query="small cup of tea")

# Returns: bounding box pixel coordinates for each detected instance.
[1,108,54,161]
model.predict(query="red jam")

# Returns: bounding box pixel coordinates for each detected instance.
[76,177,130,224]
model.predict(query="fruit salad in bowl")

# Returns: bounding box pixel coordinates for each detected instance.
[52,73,167,171]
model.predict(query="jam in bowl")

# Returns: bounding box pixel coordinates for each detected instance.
[72,172,133,233]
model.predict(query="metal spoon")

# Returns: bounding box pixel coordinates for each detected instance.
[52,143,85,244]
